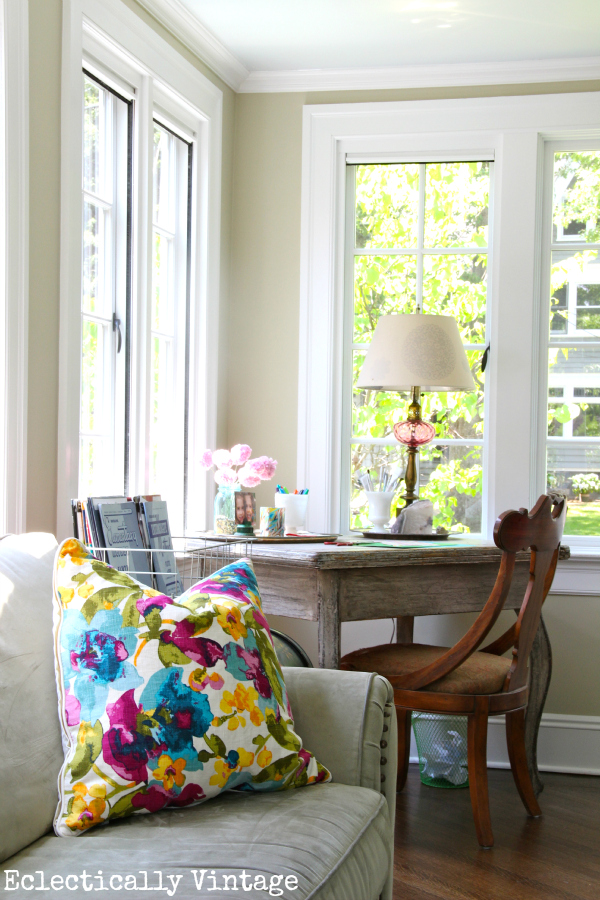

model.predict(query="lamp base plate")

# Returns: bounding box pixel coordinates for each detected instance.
[360,530,449,541]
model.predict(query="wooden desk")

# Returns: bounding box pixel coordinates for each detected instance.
[249,539,569,796]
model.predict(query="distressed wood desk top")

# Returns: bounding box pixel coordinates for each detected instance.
[248,542,570,629]
[249,540,569,629]
[247,538,569,570]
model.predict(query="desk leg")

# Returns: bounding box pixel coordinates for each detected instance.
[525,613,552,797]
[317,570,341,669]
[396,616,414,643]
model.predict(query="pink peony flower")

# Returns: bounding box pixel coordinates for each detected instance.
[214,467,238,486]
[246,456,277,480]
[230,443,252,466]
[238,463,257,482]
[212,449,233,469]
[239,471,261,488]
[259,456,277,479]
[199,449,213,469]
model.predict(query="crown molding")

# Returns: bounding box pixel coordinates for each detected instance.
[239,55,600,94]
[125,5,600,96]
[134,0,249,91]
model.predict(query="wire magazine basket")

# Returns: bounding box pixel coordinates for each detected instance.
[89,536,253,598]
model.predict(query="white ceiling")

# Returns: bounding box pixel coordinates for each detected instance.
[177,0,600,71]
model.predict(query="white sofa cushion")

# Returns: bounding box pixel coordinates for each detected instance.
[0,533,62,862]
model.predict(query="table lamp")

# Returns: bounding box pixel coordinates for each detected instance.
[356,313,475,507]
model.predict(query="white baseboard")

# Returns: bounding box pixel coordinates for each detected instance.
[409,713,600,776]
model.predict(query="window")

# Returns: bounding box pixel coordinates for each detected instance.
[347,161,489,532]
[80,73,130,497]
[79,71,193,534]
[79,72,195,533]
[299,92,600,570]
[544,148,600,540]
[150,122,191,529]
[59,0,222,539]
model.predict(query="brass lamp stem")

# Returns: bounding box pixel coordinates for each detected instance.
[402,386,421,507]
[407,385,421,421]
[403,447,419,506]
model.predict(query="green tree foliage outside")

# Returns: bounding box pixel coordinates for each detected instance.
[352,161,488,531]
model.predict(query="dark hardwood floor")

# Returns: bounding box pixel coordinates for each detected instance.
[393,766,600,900]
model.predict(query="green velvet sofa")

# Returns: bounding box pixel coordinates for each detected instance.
[0,533,397,899]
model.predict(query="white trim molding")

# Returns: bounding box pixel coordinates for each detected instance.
[488,714,600,776]
[409,713,600,776]
[59,0,222,540]
[298,94,600,536]
[550,553,600,596]
[240,56,600,94]
[134,0,249,91]
[1,0,28,533]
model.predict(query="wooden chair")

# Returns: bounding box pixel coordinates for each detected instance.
[340,495,566,848]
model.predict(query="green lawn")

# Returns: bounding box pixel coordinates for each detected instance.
[564,501,600,536]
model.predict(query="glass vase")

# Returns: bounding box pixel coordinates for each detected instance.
[214,485,236,534]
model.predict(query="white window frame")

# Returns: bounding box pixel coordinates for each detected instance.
[534,137,600,557]
[59,0,222,540]
[298,92,600,591]
[0,0,28,534]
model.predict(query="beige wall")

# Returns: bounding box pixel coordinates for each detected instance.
[26,0,236,533]
[27,0,62,534]
[229,83,600,716]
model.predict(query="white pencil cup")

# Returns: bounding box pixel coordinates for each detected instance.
[365,491,395,530]
[274,493,309,533]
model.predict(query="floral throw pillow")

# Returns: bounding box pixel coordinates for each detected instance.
[52,538,330,837]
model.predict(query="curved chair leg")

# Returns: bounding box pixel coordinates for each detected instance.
[467,698,494,848]
[396,708,412,793]
[506,707,542,817]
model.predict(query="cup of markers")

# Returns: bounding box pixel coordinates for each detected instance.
[275,485,309,534]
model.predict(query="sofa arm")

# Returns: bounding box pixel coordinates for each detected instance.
[282,667,397,821]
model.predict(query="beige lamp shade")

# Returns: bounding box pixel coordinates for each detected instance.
[357,314,475,392]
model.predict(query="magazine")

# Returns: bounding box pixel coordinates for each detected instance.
[87,495,130,548]
[139,499,183,596]
[97,501,153,587]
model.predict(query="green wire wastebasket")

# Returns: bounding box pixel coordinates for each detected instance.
[412,712,469,788]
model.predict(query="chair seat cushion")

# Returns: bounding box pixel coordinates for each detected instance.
[341,643,512,694]
[1,783,391,900]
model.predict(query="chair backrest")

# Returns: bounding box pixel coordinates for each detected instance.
[383,495,566,694]
[492,494,566,691]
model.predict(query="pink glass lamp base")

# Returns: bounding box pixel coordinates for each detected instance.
[393,418,436,449]
[393,416,435,507]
